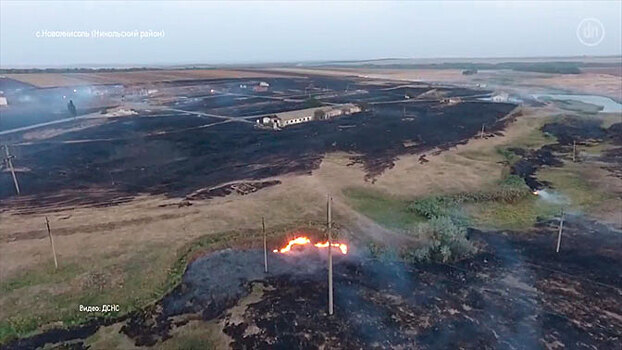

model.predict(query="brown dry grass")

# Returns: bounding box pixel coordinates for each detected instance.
[274,67,622,101]
[268,67,468,83]
[527,73,622,101]
[5,70,293,88]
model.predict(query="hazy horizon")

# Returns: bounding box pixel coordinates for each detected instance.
[1,1,621,68]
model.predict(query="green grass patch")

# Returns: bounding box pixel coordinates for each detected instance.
[512,125,557,149]
[538,164,612,210]
[407,175,531,221]
[0,221,332,345]
[0,242,194,344]
[466,196,562,230]
[343,187,425,230]
[0,263,84,294]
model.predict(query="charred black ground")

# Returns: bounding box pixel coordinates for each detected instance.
[5,216,619,350]
[509,119,622,190]
[216,217,621,349]
[0,76,515,206]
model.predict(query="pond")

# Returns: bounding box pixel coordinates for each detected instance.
[532,94,622,113]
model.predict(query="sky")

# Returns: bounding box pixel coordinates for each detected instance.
[1,1,621,67]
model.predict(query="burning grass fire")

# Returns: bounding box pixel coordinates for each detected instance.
[273,236,348,254]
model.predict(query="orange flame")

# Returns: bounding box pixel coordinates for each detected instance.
[273,236,348,255]
[273,237,311,253]
[314,241,348,255]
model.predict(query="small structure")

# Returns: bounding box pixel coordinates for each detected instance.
[0,96,7,107]
[253,81,270,92]
[462,69,478,75]
[491,92,509,103]
[441,97,462,105]
[258,104,361,129]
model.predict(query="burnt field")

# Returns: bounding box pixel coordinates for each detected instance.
[510,118,622,190]
[5,215,621,349]
[0,76,514,208]
[0,78,123,131]
[117,217,622,349]
[0,102,515,206]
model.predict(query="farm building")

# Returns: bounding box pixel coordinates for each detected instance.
[441,97,462,105]
[491,92,509,102]
[257,103,361,129]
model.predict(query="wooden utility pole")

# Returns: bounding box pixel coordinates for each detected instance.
[3,145,20,195]
[262,216,268,273]
[556,210,565,253]
[572,140,577,162]
[327,195,334,316]
[45,216,58,269]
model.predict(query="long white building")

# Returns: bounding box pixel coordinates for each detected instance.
[258,103,361,129]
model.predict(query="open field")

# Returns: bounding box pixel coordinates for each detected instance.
[272,66,622,102]
[1,68,621,348]
[3,69,295,88]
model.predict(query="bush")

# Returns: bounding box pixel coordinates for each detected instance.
[407,196,457,219]
[496,147,520,166]
[304,97,322,108]
[366,242,386,258]
[407,175,530,219]
[405,216,477,263]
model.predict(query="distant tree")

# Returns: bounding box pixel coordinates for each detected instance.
[304,97,322,108]
[67,100,77,117]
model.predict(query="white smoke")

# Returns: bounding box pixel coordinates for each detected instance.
[534,189,569,205]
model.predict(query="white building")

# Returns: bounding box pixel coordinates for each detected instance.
[491,92,510,103]
[0,96,7,107]
[259,104,362,129]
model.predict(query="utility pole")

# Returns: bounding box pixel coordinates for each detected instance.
[480,124,485,139]
[327,195,334,316]
[3,145,20,195]
[572,140,577,162]
[45,216,59,270]
[556,209,565,253]
[262,216,268,273]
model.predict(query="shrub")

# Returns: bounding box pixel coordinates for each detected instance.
[407,175,530,219]
[366,242,386,258]
[405,216,477,263]
[304,97,322,108]
[407,196,457,219]
[496,147,520,166]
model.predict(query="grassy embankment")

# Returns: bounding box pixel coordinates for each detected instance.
[344,112,614,232]
[0,221,327,345]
